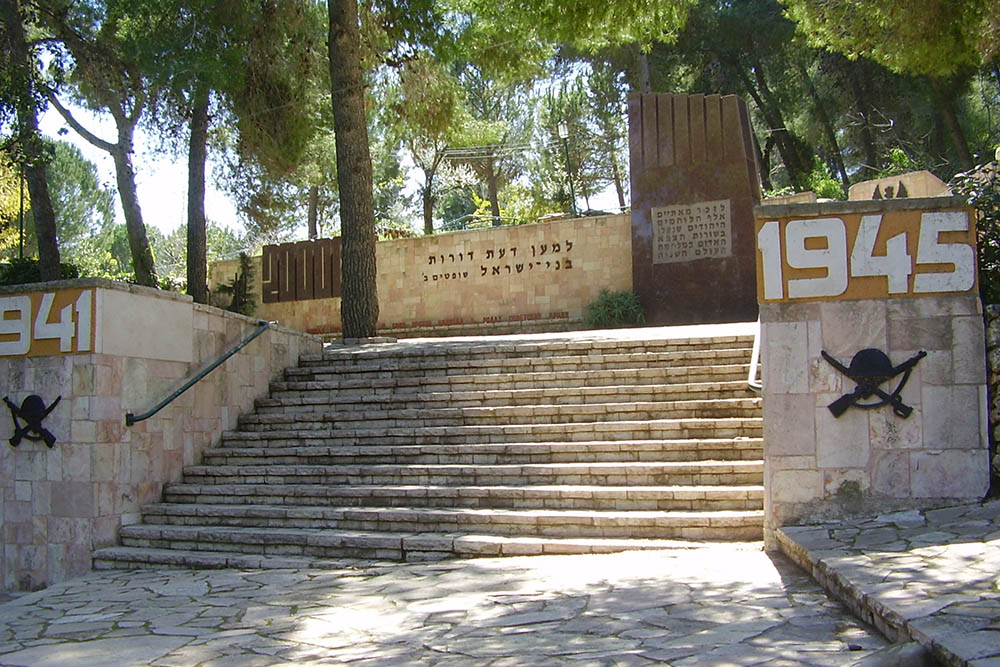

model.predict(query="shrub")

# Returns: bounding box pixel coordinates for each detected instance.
[952,160,1000,304]
[0,258,80,286]
[584,289,645,329]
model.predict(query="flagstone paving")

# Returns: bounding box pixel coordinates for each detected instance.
[778,499,1000,667]
[0,544,889,666]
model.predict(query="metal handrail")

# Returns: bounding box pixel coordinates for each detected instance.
[748,318,762,393]
[125,320,271,426]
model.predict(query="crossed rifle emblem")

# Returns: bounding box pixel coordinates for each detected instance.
[821,349,926,419]
[4,395,61,448]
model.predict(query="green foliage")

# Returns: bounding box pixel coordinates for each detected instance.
[782,0,994,77]
[213,251,256,316]
[877,148,920,178]
[952,161,1000,304]
[805,159,845,200]
[0,257,79,286]
[584,289,645,329]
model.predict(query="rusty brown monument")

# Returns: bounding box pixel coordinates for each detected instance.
[628,93,762,325]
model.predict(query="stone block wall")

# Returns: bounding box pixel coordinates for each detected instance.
[756,198,990,547]
[210,214,633,337]
[0,280,321,590]
[762,296,989,545]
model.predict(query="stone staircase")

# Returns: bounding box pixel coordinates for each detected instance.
[94,327,763,569]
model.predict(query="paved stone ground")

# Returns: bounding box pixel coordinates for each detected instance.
[779,499,1000,667]
[0,544,888,666]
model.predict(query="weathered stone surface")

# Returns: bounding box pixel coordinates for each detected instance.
[0,546,887,665]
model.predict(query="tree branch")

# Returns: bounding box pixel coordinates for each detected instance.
[46,92,116,153]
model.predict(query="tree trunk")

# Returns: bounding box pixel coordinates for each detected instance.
[329,0,378,338]
[795,60,849,190]
[111,142,157,287]
[422,186,434,235]
[307,185,319,239]
[487,155,501,226]
[637,52,652,94]
[755,132,774,192]
[1,0,60,280]
[610,153,625,209]
[843,59,881,178]
[928,76,974,170]
[748,59,810,187]
[186,85,210,303]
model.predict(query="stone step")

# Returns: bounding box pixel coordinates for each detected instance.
[240,398,762,429]
[135,503,764,539]
[280,364,751,391]
[201,438,764,466]
[118,509,764,554]
[293,348,752,377]
[162,484,764,511]
[308,336,755,365]
[94,530,763,569]
[179,460,764,487]
[221,417,762,446]
[263,380,756,408]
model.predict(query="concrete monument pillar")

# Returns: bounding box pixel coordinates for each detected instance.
[628,93,762,325]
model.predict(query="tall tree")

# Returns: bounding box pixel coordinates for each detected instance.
[1,0,60,280]
[329,0,378,337]
[782,0,996,170]
[40,0,158,286]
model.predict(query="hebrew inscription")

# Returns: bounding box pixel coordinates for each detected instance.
[651,199,732,264]
[422,240,575,284]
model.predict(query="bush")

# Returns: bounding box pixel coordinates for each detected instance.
[584,289,645,329]
[952,161,1000,304]
[0,258,80,286]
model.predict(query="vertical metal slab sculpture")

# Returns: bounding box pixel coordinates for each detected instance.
[629,93,762,325]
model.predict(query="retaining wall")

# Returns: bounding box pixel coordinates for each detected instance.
[0,280,321,590]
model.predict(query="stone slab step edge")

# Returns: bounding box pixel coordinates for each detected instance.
[294,349,752,375]
[308,336,756,363]
[93,531,763,570]
[261,381,757,408]
[117,515,765,550]
[161,487,762,511]
[223,416,762,441]
[200,438,764,465]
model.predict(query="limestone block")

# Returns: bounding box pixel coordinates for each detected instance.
[820,300,887,357]
[769,469,822,504]
[763,322,809,394]
[952,315,987,384]
[911,449,989,498]
[916,349,953,386]
[921,384,982,449]
[871,450,911,496]
[816,409,871,468]
[869,409,922,450]
[763,393,816,455]
[888,315,953,351]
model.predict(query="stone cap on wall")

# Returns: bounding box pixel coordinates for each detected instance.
[755,195,969,219]
[0,277,192,301]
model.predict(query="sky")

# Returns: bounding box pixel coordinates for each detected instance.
[38,105,241,236]
[38,102,622,240]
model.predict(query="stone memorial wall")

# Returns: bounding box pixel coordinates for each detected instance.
[755,197,989,547]
[629,93,762,325]
[210,214,633,337]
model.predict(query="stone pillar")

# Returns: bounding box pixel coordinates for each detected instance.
[628,93,762,325]
[756,197,989,548]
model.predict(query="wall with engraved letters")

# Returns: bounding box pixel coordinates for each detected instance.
[210,214,633,336]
